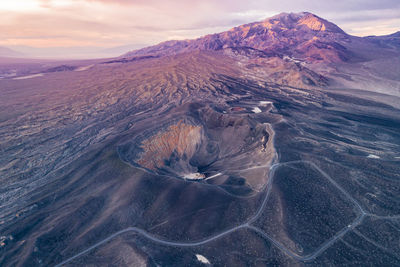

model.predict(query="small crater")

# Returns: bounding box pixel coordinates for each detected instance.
[118,106,275,192]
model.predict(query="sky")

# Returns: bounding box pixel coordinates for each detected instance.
[0,0,399,58]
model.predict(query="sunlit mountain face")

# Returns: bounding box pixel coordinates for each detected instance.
[1,11,400,266]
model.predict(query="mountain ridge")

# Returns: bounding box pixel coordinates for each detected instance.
[0,46,24,58]
[123,12,398,65]
[119,12,400,94]
[122,12,350,62]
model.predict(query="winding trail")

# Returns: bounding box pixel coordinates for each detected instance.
[55,160,399,266]
[55,225,248,267]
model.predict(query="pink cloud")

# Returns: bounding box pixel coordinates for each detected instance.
[0,0,398,57]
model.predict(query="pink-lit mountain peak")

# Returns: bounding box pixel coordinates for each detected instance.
[260,12,345,33]
[124,12,351,62]
[222,12,346,43]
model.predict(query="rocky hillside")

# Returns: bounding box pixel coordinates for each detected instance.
[124,12,352,63]
[120,12,400,93]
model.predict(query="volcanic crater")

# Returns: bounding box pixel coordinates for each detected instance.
[118,106,275,192]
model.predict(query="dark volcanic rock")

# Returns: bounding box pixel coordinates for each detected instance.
[45,65,77,73]
[0,12,400,267]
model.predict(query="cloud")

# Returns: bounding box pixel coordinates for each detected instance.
[0,0,399,57]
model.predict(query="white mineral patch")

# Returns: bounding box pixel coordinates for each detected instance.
[367,154,380,159]
[135,111,145,116]
[283,55,305,65]
[205,172,222,180]
[196,254,210,264]
[259,101,272,106]
[75,65,94,72]
[184,173,205,180]
[252,107,262,113]
[13,73,43,80]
